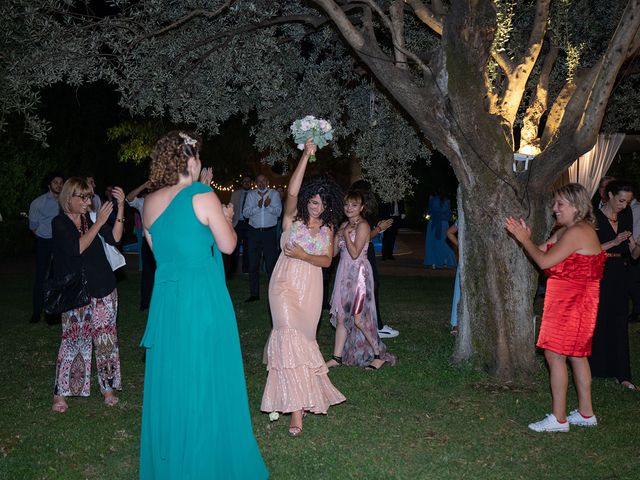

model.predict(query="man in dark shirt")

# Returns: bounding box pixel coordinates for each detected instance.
[28,173,63,323]
[228,175,253,278]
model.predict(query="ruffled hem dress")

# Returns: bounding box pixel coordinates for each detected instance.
[261,221,346,414]
[537,244,606,357]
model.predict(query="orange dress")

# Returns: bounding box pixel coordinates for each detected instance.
[537,246,606,357]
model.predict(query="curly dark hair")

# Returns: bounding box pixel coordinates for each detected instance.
[149,130,201,189]
[294,175,344,227]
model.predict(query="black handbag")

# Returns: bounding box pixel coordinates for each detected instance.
[43,269,91,315]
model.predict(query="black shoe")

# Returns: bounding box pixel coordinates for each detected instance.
[245,296,260,303]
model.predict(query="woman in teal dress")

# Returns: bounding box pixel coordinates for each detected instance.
[424,192,457,268]
[140,131,268,479]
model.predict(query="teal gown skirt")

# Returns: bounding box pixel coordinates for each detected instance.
[139,183,268,479]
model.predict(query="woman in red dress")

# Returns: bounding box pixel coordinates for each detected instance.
[506,183,606,432]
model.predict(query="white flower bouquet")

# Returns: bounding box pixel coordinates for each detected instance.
[290,115,333,162]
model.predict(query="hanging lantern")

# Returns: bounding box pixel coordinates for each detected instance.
[512,145,540,172]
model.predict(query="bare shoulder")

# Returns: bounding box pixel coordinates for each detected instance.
[567,221,601,253]
[357,220,371,232]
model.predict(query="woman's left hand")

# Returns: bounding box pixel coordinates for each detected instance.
[505,216,531,243]
[284,241,305,260]
[111,187,125,207]
[376,218,393,233]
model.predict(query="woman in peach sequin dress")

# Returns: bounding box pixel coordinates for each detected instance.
[261,140,345,436]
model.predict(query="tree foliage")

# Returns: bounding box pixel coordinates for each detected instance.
[3,0,640,379]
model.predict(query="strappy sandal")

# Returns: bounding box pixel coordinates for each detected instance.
[103,392,119,406]
[52,396,68,413]
[326,355,343,368]
[288,425,302,437]
[365,354,387,371]
[289,410,304,437]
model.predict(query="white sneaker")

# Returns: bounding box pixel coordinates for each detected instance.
[528,414,569,432]
[567,409,597,427]
[378,325,399,338]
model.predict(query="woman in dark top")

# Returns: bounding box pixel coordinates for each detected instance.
[51,177,125,412]
[590,180,640,390]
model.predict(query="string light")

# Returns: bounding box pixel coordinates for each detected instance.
[209,179,288,192]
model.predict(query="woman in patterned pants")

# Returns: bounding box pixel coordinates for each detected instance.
[50,177,125,412]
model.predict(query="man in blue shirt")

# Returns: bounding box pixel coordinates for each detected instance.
[242,174,282,302]
[28,173,63,323]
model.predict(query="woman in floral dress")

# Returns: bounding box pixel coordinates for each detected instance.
[326,191,396,370]
[261,140,345,437]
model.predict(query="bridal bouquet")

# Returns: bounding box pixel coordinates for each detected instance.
[290,115,333,162]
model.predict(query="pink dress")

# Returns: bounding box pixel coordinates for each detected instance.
[330,229,396,367]
[261,221,346,414]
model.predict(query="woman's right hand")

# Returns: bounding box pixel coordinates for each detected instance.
[222,203,234,224]
[614,230,632,246]
[96,202,113,227]
[505,216,531,243]
[303,139,317,158]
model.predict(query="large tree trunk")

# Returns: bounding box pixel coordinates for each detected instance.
[452,167,548,381]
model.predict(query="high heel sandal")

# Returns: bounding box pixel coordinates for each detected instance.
[51,396,68,413]
[289,411,304,437]
[365,354,386,370]
[326,355,343,368]
[103,391,119,407]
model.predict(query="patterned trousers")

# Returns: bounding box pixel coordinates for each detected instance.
[54,290,122,396]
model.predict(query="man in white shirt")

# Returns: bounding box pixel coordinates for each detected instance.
[228,175,252,277]
[242,174,282,302]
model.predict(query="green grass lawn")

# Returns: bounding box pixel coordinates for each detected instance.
[1,263,639,479]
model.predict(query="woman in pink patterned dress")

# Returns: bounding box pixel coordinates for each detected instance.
[326,191,396,370]
[50,177,125,412]
[261,140,345,437]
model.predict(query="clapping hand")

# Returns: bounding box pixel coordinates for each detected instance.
[376,218,393,233]
[505,216,531,243]
[614,230,632,246]
[222,203,234,223]
[264,195,271,207]
[111,186,125,206]
[96,202,113,226]
[199,167,213,186]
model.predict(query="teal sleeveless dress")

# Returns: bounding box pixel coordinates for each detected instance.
[139,182,268,479]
